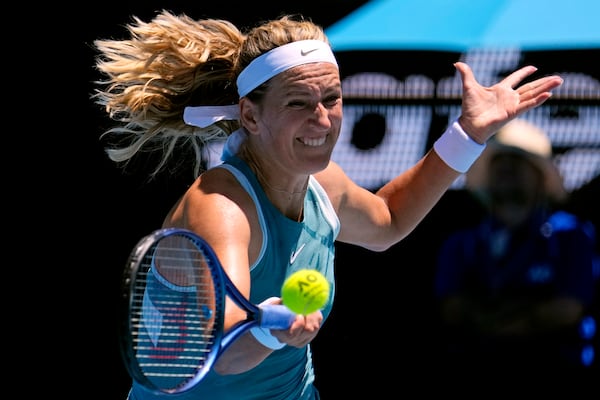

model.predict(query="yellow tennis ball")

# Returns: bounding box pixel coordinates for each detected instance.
[281,269,330,315]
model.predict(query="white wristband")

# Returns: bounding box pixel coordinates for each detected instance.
[250,326,286,350]
[433,119,486,173]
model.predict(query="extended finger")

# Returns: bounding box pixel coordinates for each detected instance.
[517,92,553,111]
[517,76,563,96]
[515,85,563,112]
[502,65,538,88]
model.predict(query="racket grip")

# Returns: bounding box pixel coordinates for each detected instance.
[259,304,296,329]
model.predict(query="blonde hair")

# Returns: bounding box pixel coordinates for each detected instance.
[92,11,328,179]
[238,15,330,72]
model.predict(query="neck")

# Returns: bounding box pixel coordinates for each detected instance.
[257,170,307,221]
[260,177,308,196]
[243,154,307,221]
[243,150,308,196]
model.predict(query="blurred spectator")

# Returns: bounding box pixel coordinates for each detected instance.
[433,119,597,375]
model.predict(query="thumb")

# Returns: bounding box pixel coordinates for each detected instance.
[454,61,474,86]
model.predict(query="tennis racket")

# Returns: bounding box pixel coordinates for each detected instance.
[119,227,296,395]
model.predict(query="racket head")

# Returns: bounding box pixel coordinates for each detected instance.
[119,228,226,394]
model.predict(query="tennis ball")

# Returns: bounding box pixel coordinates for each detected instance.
[281,269,330,315]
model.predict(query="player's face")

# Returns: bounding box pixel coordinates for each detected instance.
[252,63,343,175]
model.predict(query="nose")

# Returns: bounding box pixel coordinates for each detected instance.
[312,103,331,129]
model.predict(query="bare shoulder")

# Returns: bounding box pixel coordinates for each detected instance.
[167,167,256,238]
[194,166,246,198]
[313,160,354,210]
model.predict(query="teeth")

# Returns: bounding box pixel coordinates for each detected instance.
[301,137,326,147]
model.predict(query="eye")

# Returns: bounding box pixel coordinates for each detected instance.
[287,99,308,108]
[323,95,341,108]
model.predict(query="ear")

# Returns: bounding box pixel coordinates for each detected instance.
[239,98,259,134]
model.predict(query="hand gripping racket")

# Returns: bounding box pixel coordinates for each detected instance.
[119,228,296,395]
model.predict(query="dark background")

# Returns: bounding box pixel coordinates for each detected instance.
[53,1,598,398]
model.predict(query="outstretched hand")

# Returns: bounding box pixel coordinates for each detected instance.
[455,62,563,144]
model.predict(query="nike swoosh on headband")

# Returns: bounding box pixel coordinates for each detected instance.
[300,48,319,56]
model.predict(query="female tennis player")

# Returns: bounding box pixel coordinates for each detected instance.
[93,10,563,399]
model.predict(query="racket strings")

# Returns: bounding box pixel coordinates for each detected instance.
[128,236,224,387]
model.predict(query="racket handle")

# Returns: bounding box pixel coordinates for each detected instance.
[259,304,296,329]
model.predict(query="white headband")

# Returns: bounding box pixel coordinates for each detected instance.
[236,39,338,97]
[183,105,240,128]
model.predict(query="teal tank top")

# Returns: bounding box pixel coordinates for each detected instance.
[128,133,340,400]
